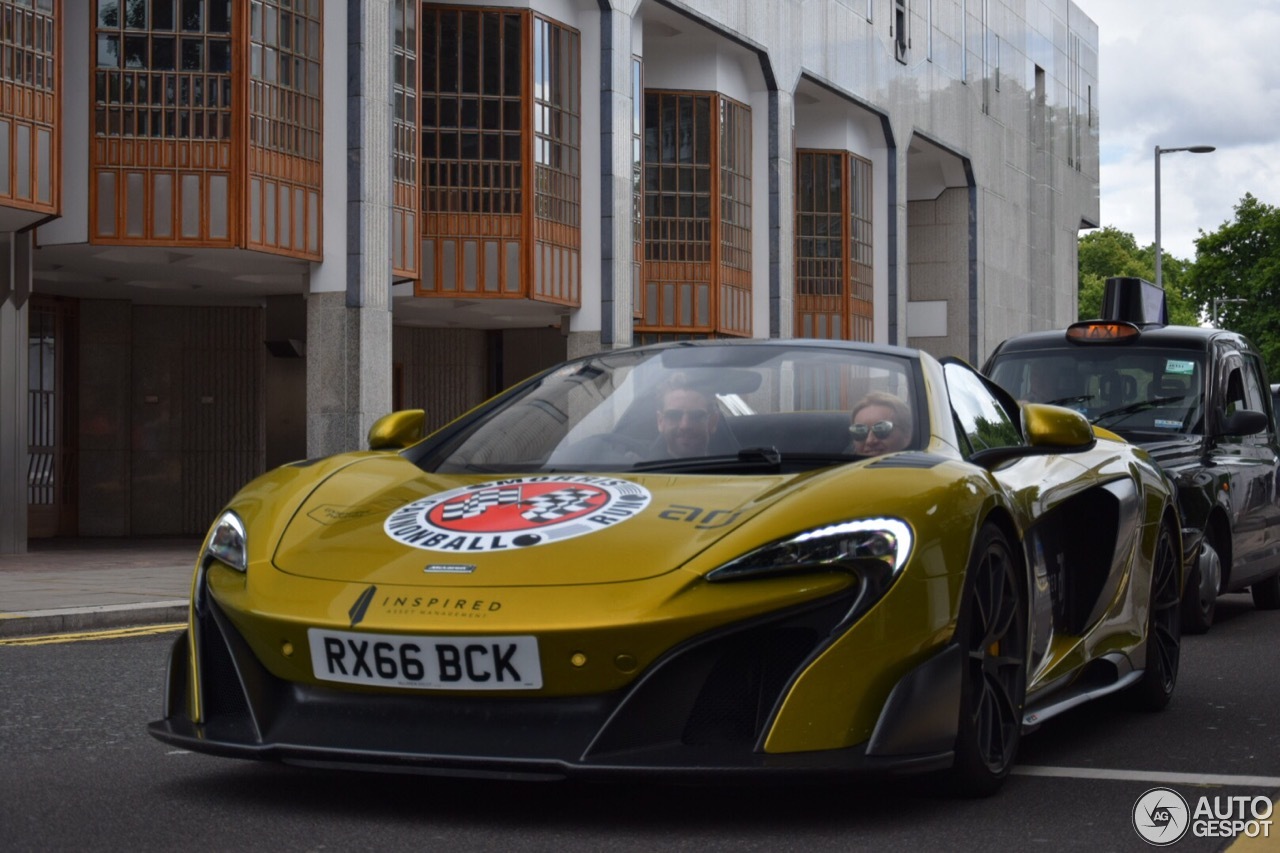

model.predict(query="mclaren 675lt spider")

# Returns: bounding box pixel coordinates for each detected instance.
[149,339,1182,795]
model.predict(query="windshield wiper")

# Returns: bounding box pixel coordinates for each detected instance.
[1091,395,1188,426]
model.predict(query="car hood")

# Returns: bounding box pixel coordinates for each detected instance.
[1124,434,1203,470]
[271,454,875,587]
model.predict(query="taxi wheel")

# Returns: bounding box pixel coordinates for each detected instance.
[1130,517,1181,711]
[1180,540,1219,634]
[949,523,1027,797]
[1252,571,1280,610]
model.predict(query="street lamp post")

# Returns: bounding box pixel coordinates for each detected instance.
[1154,144,1215,290]
[1212,297,1246,328]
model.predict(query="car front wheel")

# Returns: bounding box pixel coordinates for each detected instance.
[949,523,1027,797]
[1181,539,1220,634]
[1130,517,1182,711]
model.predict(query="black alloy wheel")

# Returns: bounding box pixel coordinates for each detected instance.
[950,524,1027,797]
[1131,517,1182,710]
[1180,539,1219,634]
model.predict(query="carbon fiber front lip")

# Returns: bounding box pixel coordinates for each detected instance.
[147,714,953,781]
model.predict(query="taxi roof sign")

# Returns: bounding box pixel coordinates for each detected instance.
[1066,320,1142,343]
[1101,277,1168,327]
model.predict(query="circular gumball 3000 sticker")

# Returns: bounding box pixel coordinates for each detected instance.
[385,476,652,552]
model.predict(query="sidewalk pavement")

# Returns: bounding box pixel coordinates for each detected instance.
[0,538,202,639]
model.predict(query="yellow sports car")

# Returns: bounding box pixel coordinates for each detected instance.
[149,340,1181,795]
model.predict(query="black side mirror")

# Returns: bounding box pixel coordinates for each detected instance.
[1220,409,1269,437]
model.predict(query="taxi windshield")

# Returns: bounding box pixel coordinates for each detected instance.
[419,344,920,474]
[987,348,1205,435]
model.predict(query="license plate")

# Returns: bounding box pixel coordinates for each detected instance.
[307,628,542,690]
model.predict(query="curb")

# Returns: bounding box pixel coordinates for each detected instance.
[0,600,189,639]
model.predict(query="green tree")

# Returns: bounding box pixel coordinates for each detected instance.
[1077,226,1197,325]
[1184,194,1280,380]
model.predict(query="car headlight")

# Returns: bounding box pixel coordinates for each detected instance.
[706,518,912,583]
[201,510,247,573]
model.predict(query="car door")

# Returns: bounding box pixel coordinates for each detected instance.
[1240,352,1280,574]
[1213,350,1276,583]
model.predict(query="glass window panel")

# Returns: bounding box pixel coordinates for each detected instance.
[97,170,116,235]
[124,35,147,68]
[97,34,121,68]
[154,172,173,236]
[393,210,404,265]
[209,0,230,33]
[180,173,200,237]
[99,1,120,27]
[249,177,260,241]
[35,127,51,204]
[0,120,8,195]
[149,36,175,68]
[15,124,30,199]
[210,174,228,239]
[264,179,275,242]
[126,172,145,236]
[441,240,456,290]
[505,240,520,292]
[181,38,202,71]
[405,212,414,267]
[503,14,521,96]
[180,0,201,32]
[438,11,458,92]
[208,39,230,73]
[483,240,499,292]
[482,13,501,94]
[277,184,290,246]
[308,191,319,253]
[462,240,478,291]
[152,0,174,31]
[421,239,435,288]
[293,187,304,249]
[125,0,147,29]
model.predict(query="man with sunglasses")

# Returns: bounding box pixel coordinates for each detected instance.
[848,391,912,456]
[654,375,722,458]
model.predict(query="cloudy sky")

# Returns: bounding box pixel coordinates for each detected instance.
[1071,0,1280,261]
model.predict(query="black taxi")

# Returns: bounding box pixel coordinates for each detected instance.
[985,277,1280,632]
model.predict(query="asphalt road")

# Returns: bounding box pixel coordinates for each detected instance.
[2,594,1277,853]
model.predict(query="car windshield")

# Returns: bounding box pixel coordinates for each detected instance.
[420,344,921,474]
[987,348,1205,436]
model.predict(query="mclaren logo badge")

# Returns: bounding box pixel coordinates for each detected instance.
[349,585,377,626]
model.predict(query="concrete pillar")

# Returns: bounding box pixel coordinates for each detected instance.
[598,3,636,350]
[307,2,394,458]
[768,88,795,339]
[0,232,32,554]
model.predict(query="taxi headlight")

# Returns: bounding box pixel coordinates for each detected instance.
[707,518,912,583]
[202,510,247,573]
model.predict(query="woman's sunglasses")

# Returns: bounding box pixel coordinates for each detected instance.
[849,420,895,441]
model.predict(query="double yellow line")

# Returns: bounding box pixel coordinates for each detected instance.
[0,623,185,647]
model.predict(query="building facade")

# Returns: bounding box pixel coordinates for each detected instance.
[0,0,1099,552]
